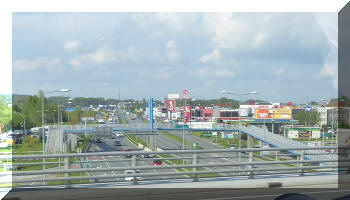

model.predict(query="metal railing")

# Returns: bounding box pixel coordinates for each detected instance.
[1,146,347,188]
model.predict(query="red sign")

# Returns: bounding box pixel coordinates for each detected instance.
[184,106,191,123]
[167,100,176,112]
[259,105,268,109]
[255,109,270,119]
[183,89,189,95]
[288,102,292,106]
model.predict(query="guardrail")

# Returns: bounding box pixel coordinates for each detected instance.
[3,146,348,188]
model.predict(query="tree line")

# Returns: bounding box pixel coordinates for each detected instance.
[12,92,98,130]
[0,95,12,132]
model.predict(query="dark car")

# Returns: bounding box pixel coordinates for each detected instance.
[152,160,163,166]
[13,136,22,144]
[96,138,102,143]
[114,141,121,146]
[141,154,153,158]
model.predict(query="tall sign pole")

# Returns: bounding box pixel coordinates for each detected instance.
[149,98,154,150]
[149,98,153,131]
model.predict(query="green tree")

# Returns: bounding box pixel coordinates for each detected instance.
[295,110,320,126]
[0,95,12,132]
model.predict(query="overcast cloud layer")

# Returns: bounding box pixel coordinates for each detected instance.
[12,13,337,103]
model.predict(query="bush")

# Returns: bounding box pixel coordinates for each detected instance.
[22,137,40,148]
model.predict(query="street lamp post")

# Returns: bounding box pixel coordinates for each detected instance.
[41,88,71,184]
[220,90,257,175]
[220,90,257,146]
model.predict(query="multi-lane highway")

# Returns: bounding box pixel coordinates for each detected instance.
[85,133,187,183]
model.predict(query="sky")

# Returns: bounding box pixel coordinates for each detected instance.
[12,12,338,103]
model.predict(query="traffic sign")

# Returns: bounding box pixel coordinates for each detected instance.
[65,107,76,112]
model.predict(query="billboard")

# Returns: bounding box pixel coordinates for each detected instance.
[167,100,176,112]
[271,109,292,119]
[255,109,292,119]
[168,94,180,99]
[255,109,270,119]
[184,106,191,123]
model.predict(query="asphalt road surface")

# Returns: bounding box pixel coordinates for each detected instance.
[86,134,186,183]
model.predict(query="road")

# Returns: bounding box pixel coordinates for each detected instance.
[168,130,303,176]
[137,130,297,177]
[86,134,186,183]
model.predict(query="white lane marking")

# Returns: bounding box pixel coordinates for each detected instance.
[96,141,117,176]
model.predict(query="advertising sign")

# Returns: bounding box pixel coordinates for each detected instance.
[270,109,292,119]
[167,100,176,112]
[64,107,76,112]
[255,109,270,119]
[258,105,269,109]
[149,98,153,130]
[168,94,180,99]
[184,105,191,123]
[255,109,292,119]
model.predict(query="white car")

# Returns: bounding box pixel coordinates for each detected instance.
[124,170,141,181]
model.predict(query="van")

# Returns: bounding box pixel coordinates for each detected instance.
[124,170,141,181]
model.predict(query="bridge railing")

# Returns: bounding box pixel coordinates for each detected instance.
[2,146,348,188]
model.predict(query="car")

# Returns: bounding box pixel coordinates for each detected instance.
[141,154,154,158]
[229,145,236,149]
[152,160,163,166]
[116,133,124,137]
[114,141,121,146]
[96,138,102,143]
[124,170,141,181]
[124,148,132,158]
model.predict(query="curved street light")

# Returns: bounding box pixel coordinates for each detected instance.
[220,90,258,107]
[41,88,71,184]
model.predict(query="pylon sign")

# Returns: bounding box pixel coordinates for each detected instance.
[149,98,153,130]
[167,100,176,112]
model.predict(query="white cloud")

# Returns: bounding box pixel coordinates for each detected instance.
[197,67,210,79]
[202,13,327,58]
[166,40,177,49]
[152,30,164,37]
[165,40,180,61]
[197,67,234,79]
[87,46,116,64]
[69,59,81,70]
[157,67,174,80]
[252,33,267,49]
[131,13,198,32]
[203,13,248,49]
[200,49,221,63]
[320,64,336,78]
[275,67,285,76]
[215,69,235,78]
[13,57,62,71]
[316,13,338,90]
[70,45,117,68]
[63,40,79,52]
